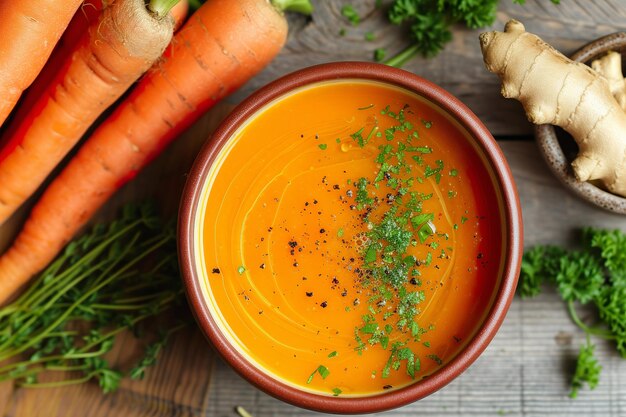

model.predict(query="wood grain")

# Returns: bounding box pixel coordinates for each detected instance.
[232,0,626,137]
[1,0,626,415]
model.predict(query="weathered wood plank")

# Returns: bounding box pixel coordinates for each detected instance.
[203,141,626,417]
[233,0,626,137]
[0,106,233,417]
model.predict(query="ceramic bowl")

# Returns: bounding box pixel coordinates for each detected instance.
[535,32,626,214]
[178,62,523,413]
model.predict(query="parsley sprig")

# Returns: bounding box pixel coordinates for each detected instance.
[0,204,186,392]
[519,228,626,397]
[383,0,560,66]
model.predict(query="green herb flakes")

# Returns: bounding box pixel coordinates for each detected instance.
[374,48,386,62]
[318,144,328,150]
[341,4,360,26]
[427,354,443,365]
[307,365,330,384]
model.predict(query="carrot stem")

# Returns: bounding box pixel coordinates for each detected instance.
[148,0,181,18]
[271,0,313,15]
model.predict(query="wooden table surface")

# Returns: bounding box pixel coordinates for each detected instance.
[2,1,626,416]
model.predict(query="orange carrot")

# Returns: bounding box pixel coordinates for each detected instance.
[0,0,311,302]
[0,0,84,128]
[0,0,189,140]
[0,0,176,226]
[171,0,189,30]
[0,1,105,140]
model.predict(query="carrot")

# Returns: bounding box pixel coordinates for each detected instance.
[0,1,105,139]
[0,0,311,302]
[0,0,84,129]
[171,0,189,30]
[0,0,176,226]
[0,0,189,140]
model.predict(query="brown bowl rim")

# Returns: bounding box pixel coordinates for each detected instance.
[534,31,626,215]
[178,62,523,414]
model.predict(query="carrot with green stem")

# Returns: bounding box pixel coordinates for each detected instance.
[0,0,177,226]
[0,0,312,302]
[0,0,189,140]
[0,0,84,128]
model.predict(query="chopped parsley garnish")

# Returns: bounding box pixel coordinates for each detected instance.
[350,127,366,147]
[328,351,338,358]
[306,365,330,384]
[237,265,246,275]
[427,354,443,365]
[340,105,458,383]
[332,387,342,396]
[318,144,328,150]
[417,221,435,244]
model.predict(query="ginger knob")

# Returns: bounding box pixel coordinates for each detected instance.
[479,20,626,197]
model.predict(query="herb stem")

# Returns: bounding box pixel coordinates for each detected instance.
[19,372,96,389]
[567,301,615,340]
[383,45,420,68]
[0,233,169,361]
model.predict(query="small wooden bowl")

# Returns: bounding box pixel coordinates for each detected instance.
[535,32,626,214]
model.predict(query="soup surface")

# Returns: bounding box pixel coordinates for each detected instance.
[197,80,504,396]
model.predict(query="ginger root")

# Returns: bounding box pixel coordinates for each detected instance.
[479,20,626,197]
[591,51,626,111]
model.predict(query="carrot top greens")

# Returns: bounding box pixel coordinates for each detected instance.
[0,204,186,392]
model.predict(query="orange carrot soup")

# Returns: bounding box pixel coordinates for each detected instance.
[196,80,504,397]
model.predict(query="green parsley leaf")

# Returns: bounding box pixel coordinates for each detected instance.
[341,4,360,26]
[307,365,330,384]
[570,337,601,398]
[411,213,434,228]
[374,48,387,62]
